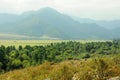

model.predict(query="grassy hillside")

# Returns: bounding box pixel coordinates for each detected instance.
[0,56,120,80]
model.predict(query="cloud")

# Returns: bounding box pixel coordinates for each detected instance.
[0,0,120,20]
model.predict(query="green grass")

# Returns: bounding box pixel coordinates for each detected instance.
[0,40,111,48]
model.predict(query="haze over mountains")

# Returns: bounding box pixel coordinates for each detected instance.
[0,7,120,40]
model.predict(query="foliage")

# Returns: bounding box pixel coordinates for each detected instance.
[0,40,120,73]
[0,57,120,80]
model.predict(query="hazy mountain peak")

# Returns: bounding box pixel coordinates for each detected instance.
[40,7,57,12]
[38,7,60,15]
[0,7,118,40]
[22,7,61,17]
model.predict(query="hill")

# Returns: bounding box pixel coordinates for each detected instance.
[0,7,113,40]
[0,58,120,80]
[0,40,120,79]
[112,27,120,38]
[72,16,120,30]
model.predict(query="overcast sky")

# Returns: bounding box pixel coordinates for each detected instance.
[0,0,120,20]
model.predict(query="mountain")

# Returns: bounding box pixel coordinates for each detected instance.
[0,14,19,24]
[0,7,115,39]
[112,27,120,38]
[71,16,120,30]
[71,16,95,24]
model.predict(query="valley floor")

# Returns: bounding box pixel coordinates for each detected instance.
[0,40,109,47]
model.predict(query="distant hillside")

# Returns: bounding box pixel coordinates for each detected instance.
[112,27,120,38]
[96,20,120,30]
[72,16,120,30]
[0,7,117,39]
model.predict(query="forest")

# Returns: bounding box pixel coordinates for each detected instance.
[0,40,120,73]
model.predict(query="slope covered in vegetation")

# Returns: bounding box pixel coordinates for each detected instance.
[0,56,120,80]
[0,40,120,73]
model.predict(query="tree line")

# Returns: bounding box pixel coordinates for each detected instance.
[0,40,120,73]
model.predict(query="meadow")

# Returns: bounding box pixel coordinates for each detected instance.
[0,40,109,47]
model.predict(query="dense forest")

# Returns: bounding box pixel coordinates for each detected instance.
[0,40,120,73]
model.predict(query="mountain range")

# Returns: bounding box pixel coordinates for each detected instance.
[0,7,120,40]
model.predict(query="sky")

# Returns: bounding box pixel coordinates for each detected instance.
[0,0,120,20]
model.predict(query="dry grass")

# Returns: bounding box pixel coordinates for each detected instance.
[0,56,120,80]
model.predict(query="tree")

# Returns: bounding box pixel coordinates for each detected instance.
[19,45,23,51]
[10,59,22,69]
[0,48,7,70]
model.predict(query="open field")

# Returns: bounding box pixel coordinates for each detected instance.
[0,40,111,47]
